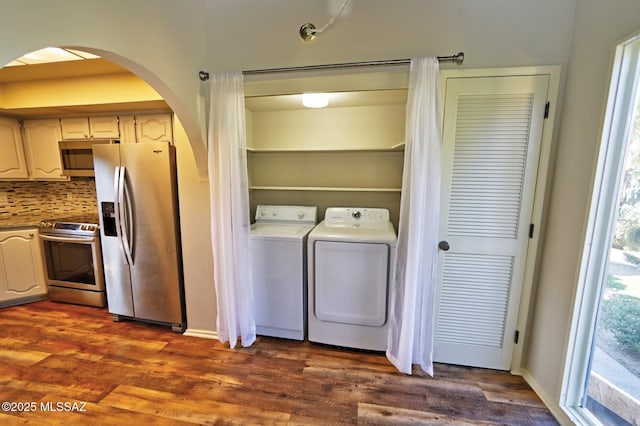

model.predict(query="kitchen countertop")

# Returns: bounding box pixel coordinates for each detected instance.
[0,212,99,230]
[0,214,49,230]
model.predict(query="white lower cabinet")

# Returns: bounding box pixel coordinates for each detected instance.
[0,228,48,306]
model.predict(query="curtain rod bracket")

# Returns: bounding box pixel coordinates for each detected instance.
[199,70,210,81]
[438,52,464,65]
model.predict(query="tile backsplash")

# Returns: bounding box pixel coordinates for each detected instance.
[0,179,97,219]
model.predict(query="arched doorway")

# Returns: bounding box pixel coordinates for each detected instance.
[0,46,217,334]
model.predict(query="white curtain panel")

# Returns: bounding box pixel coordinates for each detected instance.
[207,72,256,348]
[386,57,442,375]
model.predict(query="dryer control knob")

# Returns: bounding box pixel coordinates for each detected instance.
[352,211,361,219]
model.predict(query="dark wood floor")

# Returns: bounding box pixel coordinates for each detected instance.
[0,301,557,425]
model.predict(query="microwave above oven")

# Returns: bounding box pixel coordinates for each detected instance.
[59,139,118,177]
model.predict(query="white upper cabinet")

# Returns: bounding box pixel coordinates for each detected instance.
[60,116,120,139]
[89,116,120,138]
[60,117,89,139]
[135,113,173,144]
[119,115,136,144]
[0,117,29,179]
[22,119,68,180]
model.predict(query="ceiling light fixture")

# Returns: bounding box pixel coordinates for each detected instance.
[299,0,350,42]
[6,47,100,67]
[302,93,329,108]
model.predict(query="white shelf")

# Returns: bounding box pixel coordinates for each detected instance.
[249,186,402,193]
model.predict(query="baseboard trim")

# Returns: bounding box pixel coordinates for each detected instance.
[520,369,573,425]
[0,294,47,309]
[183,328,219,340]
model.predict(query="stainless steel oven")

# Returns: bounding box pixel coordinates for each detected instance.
[39,216,106,307]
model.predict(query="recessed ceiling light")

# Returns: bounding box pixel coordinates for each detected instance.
[4,47,100,67]
[65,49,100,59]
[302,93,329,108]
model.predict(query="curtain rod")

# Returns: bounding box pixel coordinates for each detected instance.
[198,52,464,81]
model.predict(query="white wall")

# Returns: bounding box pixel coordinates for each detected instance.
[250,105,405,150]
[173,117,217,333]
[203,0,574,71]
[524,0,640,420]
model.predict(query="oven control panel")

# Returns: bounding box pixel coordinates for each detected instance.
[39,219,99,236]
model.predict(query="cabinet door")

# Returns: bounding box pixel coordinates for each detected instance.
[0,229,47,302]
[0,117,29,179]
[60,117,90,139]
[135,113,173,144]
[22,119,68,180]
[119,115,136,144]
[89,116,120,139]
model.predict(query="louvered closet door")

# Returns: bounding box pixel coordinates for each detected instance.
[434,75,549,370]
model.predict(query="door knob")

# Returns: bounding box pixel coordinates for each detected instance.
[438,240,450,251]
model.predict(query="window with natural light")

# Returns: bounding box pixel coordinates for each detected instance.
[562,32,640,426]
[587,87,640,424]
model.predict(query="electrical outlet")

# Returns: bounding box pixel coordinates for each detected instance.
[0,192,8,203]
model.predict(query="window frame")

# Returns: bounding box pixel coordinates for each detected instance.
[561,31,640,424]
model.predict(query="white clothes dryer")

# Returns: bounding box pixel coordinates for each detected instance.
[307,207,397,351]
[250,205,317,340]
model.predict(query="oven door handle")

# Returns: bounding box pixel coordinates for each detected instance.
[115,166,134,266]
[39,234,96,244]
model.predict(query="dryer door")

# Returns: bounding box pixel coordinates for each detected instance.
[314,241,389,326]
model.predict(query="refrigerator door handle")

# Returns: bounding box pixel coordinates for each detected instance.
[118,166,135,266]
[113,166,126,263]
[121,166,135,265]
[113,166,124,255]
[114,166,134,266]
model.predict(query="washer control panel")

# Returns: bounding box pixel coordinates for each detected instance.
[324,207,390,227]
[255,205,317,224]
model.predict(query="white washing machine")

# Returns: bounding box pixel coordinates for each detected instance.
[307,207,397,351]
[250,205,317,340]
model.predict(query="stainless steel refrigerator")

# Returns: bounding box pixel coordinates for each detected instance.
[93,142,185,332]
